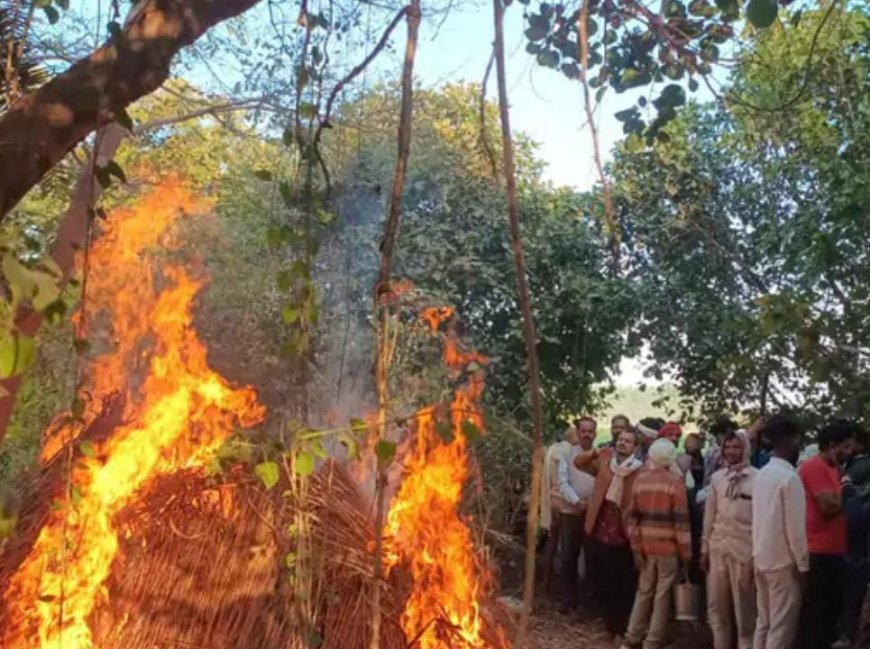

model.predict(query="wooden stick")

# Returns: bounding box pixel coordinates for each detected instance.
[491,0,545,645]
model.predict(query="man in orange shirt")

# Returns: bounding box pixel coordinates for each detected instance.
[798,420,856,649]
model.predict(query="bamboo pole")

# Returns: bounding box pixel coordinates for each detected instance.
[368,2,420,647]
[491,0,546,644]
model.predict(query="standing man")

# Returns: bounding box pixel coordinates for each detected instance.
[541,425,579,595]
[752,415,808,649]
[578,428,645,642]
[636,418,664,461]
[841,422,870,646]
[600,414,631,449]
[620,439,692,649]
[703,430,758,649]
[556,416,597,611]
[799,420,855,649]
[704,418,739,488]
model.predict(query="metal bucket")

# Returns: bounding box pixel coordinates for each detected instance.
[673,580,702,621]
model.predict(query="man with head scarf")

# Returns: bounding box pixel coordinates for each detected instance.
[635,417,663,461]
[702,430,758,649]
[620,439,692,649]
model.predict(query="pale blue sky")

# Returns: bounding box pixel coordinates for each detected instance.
[387,0,630,190]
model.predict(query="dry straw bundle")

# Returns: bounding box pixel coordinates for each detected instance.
[0,459,409,649]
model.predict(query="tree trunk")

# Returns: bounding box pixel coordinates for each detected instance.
[491,0,546,644]
[369,2,420,647]
[0,123,125,444]
[0,0,263,221]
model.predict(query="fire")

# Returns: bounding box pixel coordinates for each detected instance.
[385,307,502,649]
[2,179,265,648]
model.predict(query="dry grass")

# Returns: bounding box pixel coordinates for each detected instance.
[0,456,517,649]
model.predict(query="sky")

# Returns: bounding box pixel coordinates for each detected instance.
[381,0,630,190]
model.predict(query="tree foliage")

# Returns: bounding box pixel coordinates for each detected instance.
[613,6,869,423]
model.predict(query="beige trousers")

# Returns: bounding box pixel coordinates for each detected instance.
[707,550,756,649]
[625,555,679,649]
[754,566,802,649]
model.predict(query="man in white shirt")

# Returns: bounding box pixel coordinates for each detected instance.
[541,425,579,594]
[556,416,597,611]
[751,415,808,649]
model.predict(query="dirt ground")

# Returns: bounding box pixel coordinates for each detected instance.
[526,609,713,649]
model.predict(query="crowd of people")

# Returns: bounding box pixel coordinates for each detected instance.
[539,413,870,649]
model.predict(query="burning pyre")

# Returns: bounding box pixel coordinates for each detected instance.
[0,180,509,649]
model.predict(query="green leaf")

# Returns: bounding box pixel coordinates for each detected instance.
[267,225,291,247]
[114,107,134,131]
[101,160,127,184]
[525,24,548,41]
[0,335,36,378]
[308,438,329,460]
[254,169,273,181]
[279,181,293,209]
[295,451,315,476]
[299,102,318,119]
[80,441,96,458]
[461,420,481,441]
[561,62,580,80]
[374,440,397,467]
[276,270,292,292]
[316,209,335,226]
[282,306,300,324]
[71,486,83,506]
[73,337,91,355]
[71,397,86,419]
[94,166,111,189]
[255,461,280,489]
[746,0,778,28]
[282,127,295,148]
[285,551,297,569]
[536,50,559,69]
[435,420,455,444]
[43,5,59,24]
[339,434,360,460]
[107,20,122,39]
[350,418,367,433]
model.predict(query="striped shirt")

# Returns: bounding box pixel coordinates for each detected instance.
[626,465,692,561]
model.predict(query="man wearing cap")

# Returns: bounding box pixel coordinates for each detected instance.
[621,439,692,649]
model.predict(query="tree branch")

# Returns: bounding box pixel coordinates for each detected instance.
[0,0,264,222]
[312,4,408,197]
[578,0,620,270]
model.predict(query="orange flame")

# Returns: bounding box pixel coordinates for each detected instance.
[385,307,502,649]
[2,179,265,649]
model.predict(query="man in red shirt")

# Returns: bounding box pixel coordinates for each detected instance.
[799,421,856,649]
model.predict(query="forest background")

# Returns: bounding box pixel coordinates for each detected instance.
[0,0,867,558]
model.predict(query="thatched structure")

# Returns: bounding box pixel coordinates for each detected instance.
[0,455,410,649]
[0,453,512,649]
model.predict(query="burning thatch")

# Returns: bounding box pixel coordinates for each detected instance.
[0,453,510,649]
[0,179,513,649]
